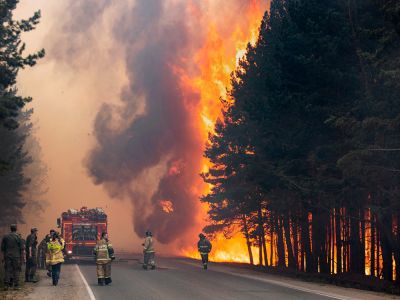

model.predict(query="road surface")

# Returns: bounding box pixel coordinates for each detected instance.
[76,257,399,300]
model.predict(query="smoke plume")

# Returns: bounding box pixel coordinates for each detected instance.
[88,0,205,244]
[38,0,267,247]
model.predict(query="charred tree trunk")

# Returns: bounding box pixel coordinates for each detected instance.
[371,212,375,277]
[258,235,263,266]
[349,207,363,274]
[301,210,314,272]
[277,216,286,267]
[313,208,328,274]
[336,207,342,274]
[283,214,296,269]
[242,215,254,265]
[292,217,299,270]
[361,209,366,275]
[395,213,400,283]
[258,208,268,267]
[270,222,274,266]
[379,209,393,281]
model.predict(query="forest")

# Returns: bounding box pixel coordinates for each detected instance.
[202,0,400,285]
[0,0,44,231]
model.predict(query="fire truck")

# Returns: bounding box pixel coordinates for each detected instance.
[57,207,108,259]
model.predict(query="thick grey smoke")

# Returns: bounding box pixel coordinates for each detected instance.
[87,0,205,244]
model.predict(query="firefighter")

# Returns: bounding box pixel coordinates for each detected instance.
[197,233,212,270]
[1,224,24,290]
[46,231,65,286]
[25,227,39,283]
[46,230,55,277]
[142,231,155,270]
[93,232,115,286]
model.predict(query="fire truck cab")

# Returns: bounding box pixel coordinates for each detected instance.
[57,207,107,259]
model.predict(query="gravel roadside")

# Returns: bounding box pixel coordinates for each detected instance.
[22,265,91,300]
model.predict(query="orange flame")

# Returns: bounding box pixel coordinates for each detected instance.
[181,1,269,262]
[160,200,174,214]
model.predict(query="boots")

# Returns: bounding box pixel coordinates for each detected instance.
[203,264,207,270]
[105,277,112,285]
[98,278,105,286]
[30,275,38,283]
[25,275,30,282]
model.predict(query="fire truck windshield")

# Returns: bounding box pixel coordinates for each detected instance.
[72,224,97,241]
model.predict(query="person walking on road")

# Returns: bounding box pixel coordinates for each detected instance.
[25,227,39,283]
[45,230,55,277]
[46,231,65,286]
[198,233,212,270]
[93,232,115,286]
[1,224,24,290]
[142,231,155,270]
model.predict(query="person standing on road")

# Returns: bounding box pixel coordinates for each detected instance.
[1,224,24,290]
[142,231,155,270]
[25,227,39,283]
[37,234,48,269]
[93,232,115,286]
[47,231,65,286]
[197,233,212,270]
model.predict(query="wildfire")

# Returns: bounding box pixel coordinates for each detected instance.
[160,200,174,214]
[182,1,269,263]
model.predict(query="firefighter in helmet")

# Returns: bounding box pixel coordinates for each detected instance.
[198,233,212,269]
[93,232,115,286]
[142,231,155,270]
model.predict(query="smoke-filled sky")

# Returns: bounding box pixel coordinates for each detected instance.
[15,0,268,253]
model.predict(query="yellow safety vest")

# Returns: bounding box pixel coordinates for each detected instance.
[46,238,65,265]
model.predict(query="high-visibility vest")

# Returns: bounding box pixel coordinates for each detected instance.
[46,238,65,265]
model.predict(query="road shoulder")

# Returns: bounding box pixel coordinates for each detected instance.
[23,265,91,300]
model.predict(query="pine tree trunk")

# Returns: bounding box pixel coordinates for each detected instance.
[336,207,342,274]
[395,214,400,283]
[270,223,274,266]
[379,210,393,281]
[292,217,299,270]
[371,212,375,277]
[283,214,296,269]
[301,210,314,272]
[258,207,268,267]
[277,216,286,267]
[349,207,362,274]
[242,215,254,265]
[361,209,366,275]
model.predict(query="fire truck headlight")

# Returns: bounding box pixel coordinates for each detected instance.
[67,250,72,254]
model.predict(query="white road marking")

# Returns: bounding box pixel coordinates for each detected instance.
[76,264,96,300]
[180,260,357,300]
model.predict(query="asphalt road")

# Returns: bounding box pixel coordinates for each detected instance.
[77,257,367,300]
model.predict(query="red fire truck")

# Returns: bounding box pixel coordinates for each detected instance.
[57,207,108,259]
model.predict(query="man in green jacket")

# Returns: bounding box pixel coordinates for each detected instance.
[1,224,24,290]
[25,227,38,283]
